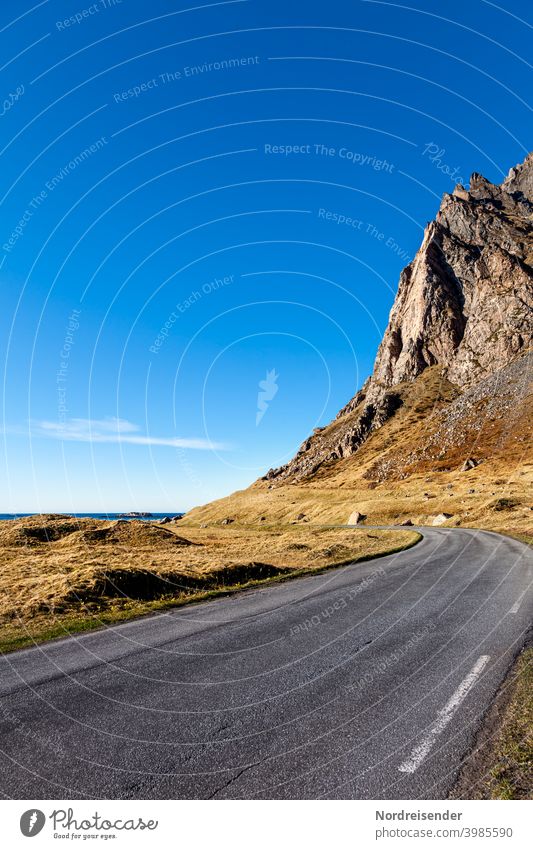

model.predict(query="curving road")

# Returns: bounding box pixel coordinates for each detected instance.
[0,527,532,799]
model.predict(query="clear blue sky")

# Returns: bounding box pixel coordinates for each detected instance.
[1,0,531,512]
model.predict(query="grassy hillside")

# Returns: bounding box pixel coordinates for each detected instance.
[183,356,532,536]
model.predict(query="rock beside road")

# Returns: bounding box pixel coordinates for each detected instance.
[347,511,367,525]
[432,513,453,526]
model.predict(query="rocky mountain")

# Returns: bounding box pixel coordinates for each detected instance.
[264,152,533,484]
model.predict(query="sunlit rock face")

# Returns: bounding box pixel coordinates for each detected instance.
[264,153,533,484]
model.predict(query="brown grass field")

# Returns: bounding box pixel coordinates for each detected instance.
[0,515,418,653]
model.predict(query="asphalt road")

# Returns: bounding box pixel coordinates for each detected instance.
[0,527,532,800]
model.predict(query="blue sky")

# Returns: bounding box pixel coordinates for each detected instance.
[0,0,531,512]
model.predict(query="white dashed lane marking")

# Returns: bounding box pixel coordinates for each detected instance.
[398,655,491,774]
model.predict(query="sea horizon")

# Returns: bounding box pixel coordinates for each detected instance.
[0,512,184,521]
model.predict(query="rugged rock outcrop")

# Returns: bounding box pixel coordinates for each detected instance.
[265,153,533,483]
[366,350,531,482]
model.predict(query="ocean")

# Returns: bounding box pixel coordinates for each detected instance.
[0,513,183,521]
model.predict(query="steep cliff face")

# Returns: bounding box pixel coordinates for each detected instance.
[265,153,533,484]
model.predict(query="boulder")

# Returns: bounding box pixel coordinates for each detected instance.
[221,518,234,525]
[432,512,453,526]
[399,518,413,526]
[347,511,366,525]
[159,516,171,524]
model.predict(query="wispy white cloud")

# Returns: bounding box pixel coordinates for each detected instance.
[30,417,228,451]
[39,417,138,436]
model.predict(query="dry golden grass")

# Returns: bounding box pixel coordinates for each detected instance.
[182,463,532,537]
[0,514,417,652]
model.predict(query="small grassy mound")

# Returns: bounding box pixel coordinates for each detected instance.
[70,561,289,603]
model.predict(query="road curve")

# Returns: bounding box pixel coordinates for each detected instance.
[0,527,531,799]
